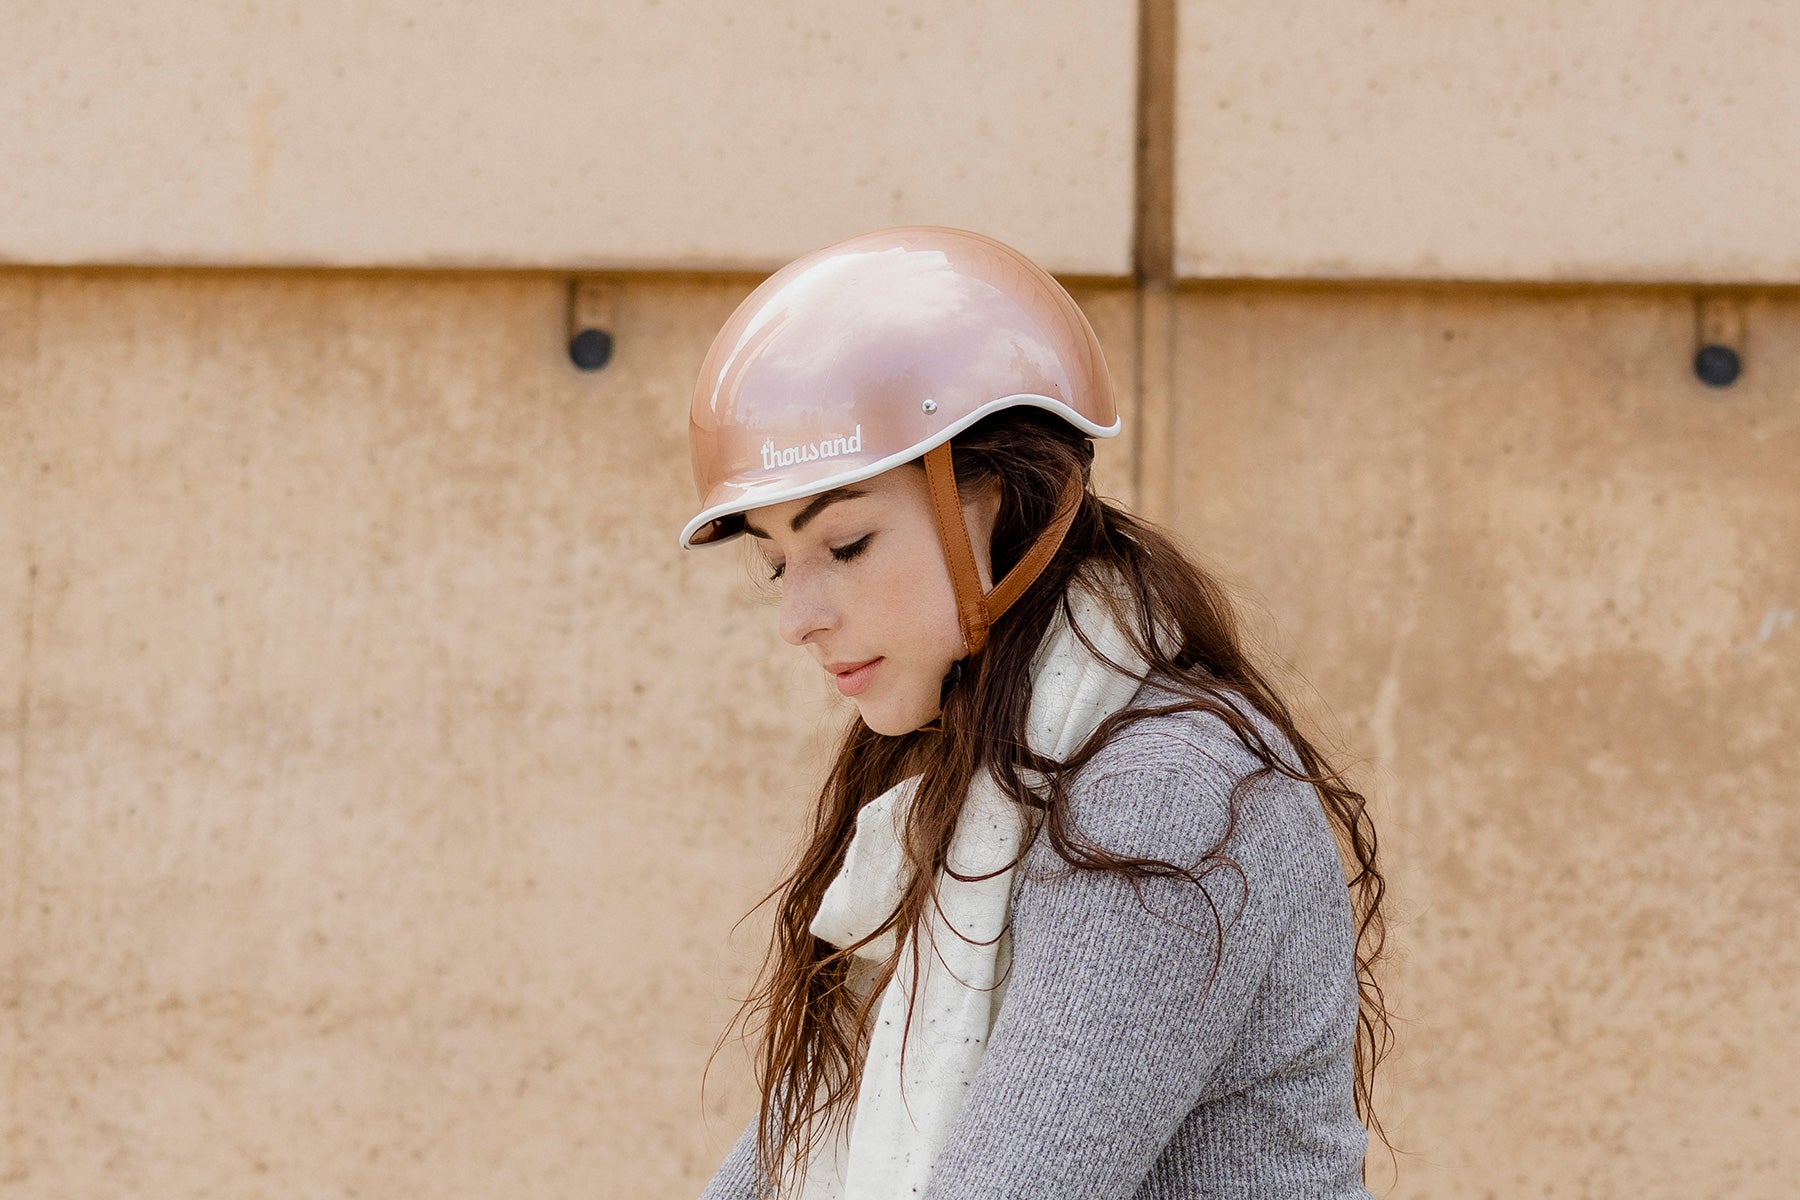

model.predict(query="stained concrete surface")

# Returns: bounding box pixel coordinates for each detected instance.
[0,271,1793,1197]
[1165,287,1800,1195]
[0,270,1135,1198]
[0,2,1136,275]
[1178,0,1800,282]
[12,2,1800,285]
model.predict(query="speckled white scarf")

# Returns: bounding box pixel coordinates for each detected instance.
[801,579,1149,1199]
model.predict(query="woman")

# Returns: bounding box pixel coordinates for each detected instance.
[682,228,1390,1199]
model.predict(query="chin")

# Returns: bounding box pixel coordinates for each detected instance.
[855,694,937,738]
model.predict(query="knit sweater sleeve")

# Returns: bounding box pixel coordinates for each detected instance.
[698,1114,762,1200]
[923,745,1301,1199]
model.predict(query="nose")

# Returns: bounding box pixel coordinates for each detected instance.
[778,572,838,647]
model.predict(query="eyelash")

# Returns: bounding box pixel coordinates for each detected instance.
[768,534,872,582]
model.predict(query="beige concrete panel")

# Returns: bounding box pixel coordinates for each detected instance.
[0,268,1141,1198]
[1167,288,1799,1194]
[3,270,814,1198]
[0,2,1136,277]
[1176,1,1800,282]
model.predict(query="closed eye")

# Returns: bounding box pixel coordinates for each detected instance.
[765,534,872,582]
[831,534,873,563]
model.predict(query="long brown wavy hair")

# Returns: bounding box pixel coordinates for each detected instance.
[718,408,1392,1194]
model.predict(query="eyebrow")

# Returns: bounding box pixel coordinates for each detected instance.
[742,486,872,539]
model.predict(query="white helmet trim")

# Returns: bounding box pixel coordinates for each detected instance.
[678,394,1120,549]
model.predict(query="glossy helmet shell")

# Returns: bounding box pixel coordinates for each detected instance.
[681,226,1120,549]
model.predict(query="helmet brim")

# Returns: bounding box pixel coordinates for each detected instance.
[679,393,1120,549]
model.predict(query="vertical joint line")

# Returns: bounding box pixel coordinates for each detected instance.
[1132,0,1179,522]
[5,279,42,1180]
[1134,0,1177,289]
[3,553,28,1182]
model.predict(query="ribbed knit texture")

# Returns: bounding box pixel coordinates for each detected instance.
[700,683,1371,1199]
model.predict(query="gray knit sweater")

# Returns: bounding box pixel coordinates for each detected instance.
[701,685,1372,1199]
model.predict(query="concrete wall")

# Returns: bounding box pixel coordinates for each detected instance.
[0,270,1139,1198]
[8,2,1799,282]
[1160,287,1799,1194]
[1176,1,1800,282]
[3,269,1794,1198]
[3,2,1798,1197]
[0,1,1137,276]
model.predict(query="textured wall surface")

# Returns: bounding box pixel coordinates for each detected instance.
[6,3,1799,1194]
[0,270,1136,1199]
[0,2,1136,275]
[15,1,1800,284]
[1178,0,1800,282]
[1160,287,1799,1195]
[1,269,1795,1197]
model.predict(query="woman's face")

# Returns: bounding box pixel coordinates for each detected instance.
[744,465,998,736]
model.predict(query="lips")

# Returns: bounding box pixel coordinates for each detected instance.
[825,657,882,698]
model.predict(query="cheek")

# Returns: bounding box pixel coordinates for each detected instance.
[884,594,963,665]
[852,572,963,734]
[858,544,964,667]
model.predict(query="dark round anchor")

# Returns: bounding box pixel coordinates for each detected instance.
[1693,343,1740,388]
[569,327,615,372]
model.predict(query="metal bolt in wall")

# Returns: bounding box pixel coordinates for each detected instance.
[1693,294,1744,389]
[567,279,620,371]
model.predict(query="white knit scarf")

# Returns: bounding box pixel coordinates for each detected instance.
[799,577,1150,1199]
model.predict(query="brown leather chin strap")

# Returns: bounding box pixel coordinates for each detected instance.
[921,441,1086,660]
